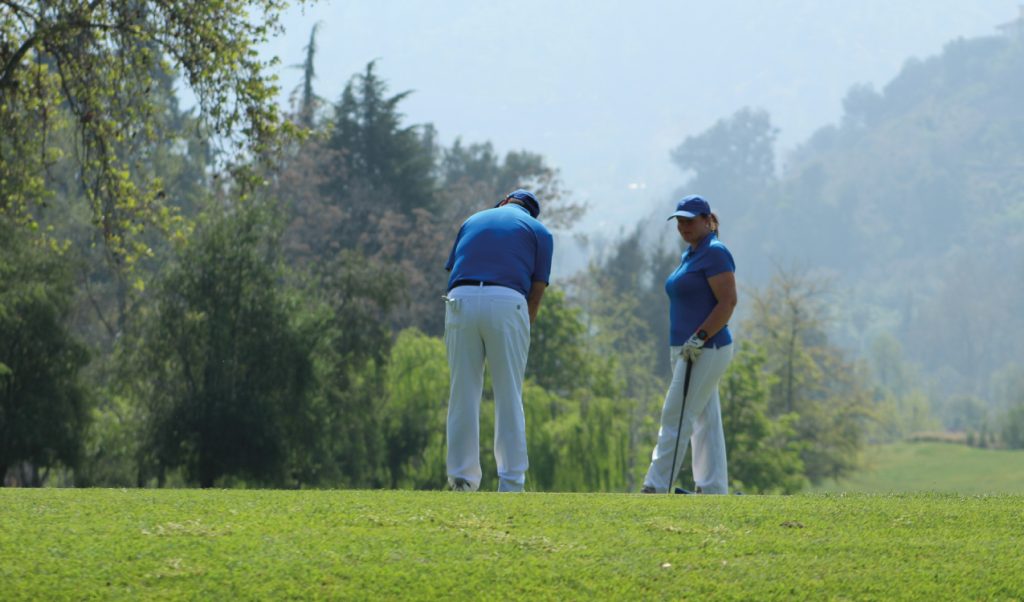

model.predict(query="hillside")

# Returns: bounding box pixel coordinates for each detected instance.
[814,442,1024,494]
[730,32,1024,417]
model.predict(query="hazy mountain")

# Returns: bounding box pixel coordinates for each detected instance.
[264,1,1020,236]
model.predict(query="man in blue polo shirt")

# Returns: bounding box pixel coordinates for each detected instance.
[443,189,553,492]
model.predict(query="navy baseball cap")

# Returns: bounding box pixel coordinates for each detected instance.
[667,195,711,220]
[498,189,541,218]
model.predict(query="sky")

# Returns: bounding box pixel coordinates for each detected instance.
[260,0,1020,237]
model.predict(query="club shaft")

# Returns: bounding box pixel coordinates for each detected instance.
[667,358,693,494]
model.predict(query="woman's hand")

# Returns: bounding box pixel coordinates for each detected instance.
[680,333,705,362]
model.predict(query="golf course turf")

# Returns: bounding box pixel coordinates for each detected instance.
[2,488,1022,599]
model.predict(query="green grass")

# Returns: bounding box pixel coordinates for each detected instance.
[814,442,1024,494]
[2,489,1023,600]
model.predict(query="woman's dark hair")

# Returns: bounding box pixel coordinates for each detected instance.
[707,212,720,236]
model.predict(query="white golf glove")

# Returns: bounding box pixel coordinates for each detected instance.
[680,332,705,362]
[442,295,461,313]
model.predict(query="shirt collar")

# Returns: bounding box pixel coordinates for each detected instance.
[505,203,531,215]
[686,232,717,255]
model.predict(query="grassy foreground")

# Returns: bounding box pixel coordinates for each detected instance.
[814,442,1024,494]
[1,489,1022,600]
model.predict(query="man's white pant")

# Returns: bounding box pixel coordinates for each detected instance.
[444,285,530,492]
[644,344,734,494]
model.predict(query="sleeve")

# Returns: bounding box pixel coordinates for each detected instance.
[444,226,464,272]
[531,227,554,284]
[703,244,736,278]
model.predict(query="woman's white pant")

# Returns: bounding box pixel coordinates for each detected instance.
[444,285,530,492]
[644,344,733,494]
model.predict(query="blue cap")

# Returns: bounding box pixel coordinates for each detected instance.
[497,189,541,218]
[667,194,711,220]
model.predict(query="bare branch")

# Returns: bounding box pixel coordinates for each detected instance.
[1,1,38,19]
[0,35,37,90]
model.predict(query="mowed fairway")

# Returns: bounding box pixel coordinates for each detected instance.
[815,443,1024,494]
[2,489,1023,600]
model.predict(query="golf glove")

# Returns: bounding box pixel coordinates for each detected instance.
[680,332,705,362]
[442,295,462,313]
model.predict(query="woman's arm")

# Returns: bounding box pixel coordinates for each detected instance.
[700,271,737,337]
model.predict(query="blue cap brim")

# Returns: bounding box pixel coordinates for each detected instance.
[667,211,699,220]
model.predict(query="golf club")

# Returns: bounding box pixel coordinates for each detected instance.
[667,358,693,495]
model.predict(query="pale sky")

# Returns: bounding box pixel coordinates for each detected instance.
[261,1,1019,237]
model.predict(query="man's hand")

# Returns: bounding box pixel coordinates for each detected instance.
[680,332,705,362]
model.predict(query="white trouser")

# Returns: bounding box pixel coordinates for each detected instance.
[444,285,531,492]
[644,343,734,494]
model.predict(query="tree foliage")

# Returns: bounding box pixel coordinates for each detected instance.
[568,228,677,489]
[1001,403,1024,449]
[719,342,806,494]
[0,220,89,485]
[380,295,634,493]
[327,61,438,219]
[127,205,317,487]
[309,250,404,487]
[743,267,873,483]
[669,106,778,241]
[772,35,1024,414]
[1,0,306,264]
[279,58,580,336]
[381,328,449,488]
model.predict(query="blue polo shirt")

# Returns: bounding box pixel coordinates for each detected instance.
[665,233,735,347]
[445,204,554,297]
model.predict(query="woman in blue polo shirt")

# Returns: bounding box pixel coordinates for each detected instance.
[642,194,737,495]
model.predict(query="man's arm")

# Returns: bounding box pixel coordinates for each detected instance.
[526,281,547,324]
[444,230,461,273]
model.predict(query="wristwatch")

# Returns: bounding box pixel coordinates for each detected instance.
[696,329,709,342]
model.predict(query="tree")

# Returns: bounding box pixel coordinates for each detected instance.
[525,383,631,492]
[523,288,631,491]
[127,205,317,487]
[441,139,584,230]
[288,22,326,129]
[1,0,308,264]
[746,267,830,416]
[324,60,439,244]
[744,266,872,483]
[527,288,614,398]
[865,334,937,442]
[276,59,584,337]
[669,107,778,211]
[381,328,449,489]
[308,250,404,487]
[1000,402,1024,449]
[568,226,679,489]
[939,395,989,433]
[379,296,633,493]
[41,53,218,488]
[841,83,884,129]
[0,220,89,486]
[719,342,806,494]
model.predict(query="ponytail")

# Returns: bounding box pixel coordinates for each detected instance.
[708,212,720,236]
